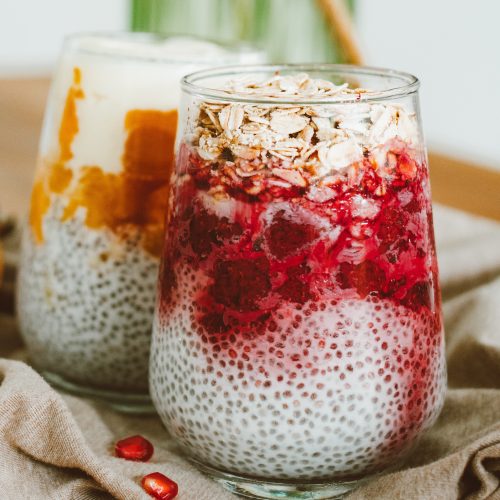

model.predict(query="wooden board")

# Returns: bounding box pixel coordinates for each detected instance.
[0,77,499,221]
[428,152,500,221]
[0,78,48,218]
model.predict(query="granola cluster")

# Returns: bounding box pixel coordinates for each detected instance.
[187,73,420,191]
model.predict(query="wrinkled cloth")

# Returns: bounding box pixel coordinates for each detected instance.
[0,204,499,500]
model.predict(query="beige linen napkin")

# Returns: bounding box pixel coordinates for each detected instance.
[0,204,499,500]
[349,277,500,500]
[0,359,232,500]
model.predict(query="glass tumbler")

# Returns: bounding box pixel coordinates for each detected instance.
[17,33,262,411]
[150,65,447,498]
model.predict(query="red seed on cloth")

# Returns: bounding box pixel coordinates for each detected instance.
[115,435,154,462]
[141,472,178,499]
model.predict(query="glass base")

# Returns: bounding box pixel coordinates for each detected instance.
[193,460,366,499]
[41,370,155,414]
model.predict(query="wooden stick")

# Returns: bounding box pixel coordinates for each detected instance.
[317,0,364,65]
[429,152,500,221]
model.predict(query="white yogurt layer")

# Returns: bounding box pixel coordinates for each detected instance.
[151,272,447,479]
[40,35,263,174]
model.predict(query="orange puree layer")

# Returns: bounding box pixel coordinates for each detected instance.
[59,67,84,163]
[29,67,82,243]
[29,67,178,257]
[29,180,51,244]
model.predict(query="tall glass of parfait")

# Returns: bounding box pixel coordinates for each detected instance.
[150,65,446,497]
[17,33,262,412]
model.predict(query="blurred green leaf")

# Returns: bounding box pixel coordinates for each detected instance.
[130,0,355,63]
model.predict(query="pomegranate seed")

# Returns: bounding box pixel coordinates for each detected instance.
[141,472,178,499]
[115,435,154,462]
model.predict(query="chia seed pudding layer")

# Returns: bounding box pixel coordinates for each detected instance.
[18,203,157,391]
[150,71,446,479]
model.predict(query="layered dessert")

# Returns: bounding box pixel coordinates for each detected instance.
[150,71,446,480]
[17,35,261,394]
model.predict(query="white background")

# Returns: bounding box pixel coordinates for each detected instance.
[357,0,500,170]
[0,0,499,170]
[0,0,128,74]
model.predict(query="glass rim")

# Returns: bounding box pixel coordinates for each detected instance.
[62,31,263,65]
[182,64,420,104]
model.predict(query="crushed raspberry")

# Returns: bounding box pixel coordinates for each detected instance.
[265,211,318,260]
[377,207,407,251]
[427,211,437,248]
[338,260,386,298]
[141,472,178,500]
[159,255,176,302]
[217,217,243,240]
[405,196,421,214]
[278,264,312,304]
[385,277,407,297]
[189,208,219,257]
[211,256,271,311]
[266,184,305,200]
[387,237,411,263]
[200,311,231,334]
[189,207,243,258]
[402,281,432,311]
[115,435,154,462]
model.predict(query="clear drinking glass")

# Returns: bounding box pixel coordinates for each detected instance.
[17,33,262,411]
[150,65,447,498]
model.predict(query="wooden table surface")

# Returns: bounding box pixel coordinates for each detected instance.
[1,78,499,221]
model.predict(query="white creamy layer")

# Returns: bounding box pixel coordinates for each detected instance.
[40,36,262,174]
[151,276,445,478]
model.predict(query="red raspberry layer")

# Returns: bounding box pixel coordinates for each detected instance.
[159,138,442,359]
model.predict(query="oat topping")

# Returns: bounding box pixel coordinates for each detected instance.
[188,72,420,188]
